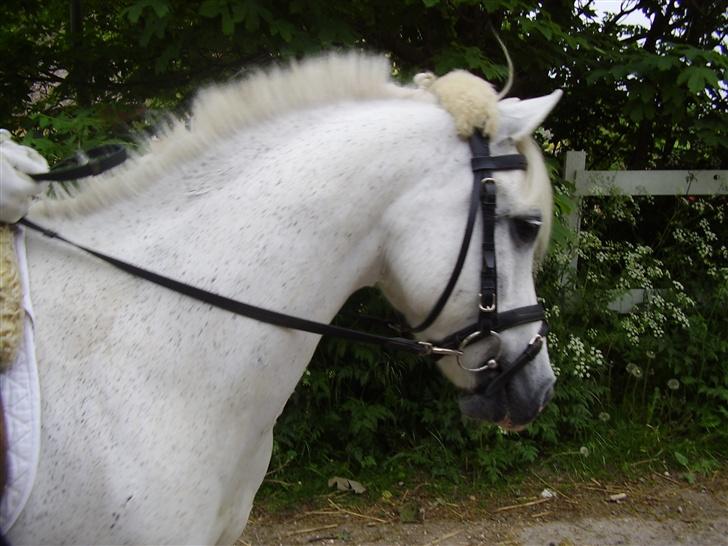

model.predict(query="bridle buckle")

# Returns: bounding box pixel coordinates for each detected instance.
[417,341,463,358]
[478,292,496,313]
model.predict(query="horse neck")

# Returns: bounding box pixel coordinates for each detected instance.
[55,99,459,327]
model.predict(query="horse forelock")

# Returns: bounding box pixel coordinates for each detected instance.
[33,52,432,217]
[517,137,553,261]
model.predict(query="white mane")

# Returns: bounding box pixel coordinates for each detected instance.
[33,51,547,226]
[35,52,432,216]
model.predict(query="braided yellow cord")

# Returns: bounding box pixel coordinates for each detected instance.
[0,224,23,371]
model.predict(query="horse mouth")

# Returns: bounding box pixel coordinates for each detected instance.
[458,383,554,428]
[496,410,543,432]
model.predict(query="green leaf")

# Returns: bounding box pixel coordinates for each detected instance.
[123,0,169,22]
[627,103,643,123]
[149,0,170,18]
[674,451,689,467]
[270,19,296,42]
[654,55,674,71]
[677,66,719,95]
[221,11,234,35]
[155,43,180,74]
[140,15,168,46]
[199,0,224,18]
[124,3,144,23]
[550,220,573,248]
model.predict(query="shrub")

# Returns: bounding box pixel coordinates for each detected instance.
[270,182,727,483]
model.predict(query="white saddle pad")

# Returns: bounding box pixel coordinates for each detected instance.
[0,226,41,533]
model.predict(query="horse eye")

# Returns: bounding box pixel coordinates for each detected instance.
[511,217,542,243]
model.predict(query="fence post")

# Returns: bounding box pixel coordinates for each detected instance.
[563,151,586,278]
[564,150,586,231]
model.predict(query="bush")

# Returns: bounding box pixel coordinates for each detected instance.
[270,183,728,484]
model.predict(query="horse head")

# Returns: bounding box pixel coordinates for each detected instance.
[379,88,561,430]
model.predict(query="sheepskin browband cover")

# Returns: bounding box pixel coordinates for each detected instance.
[415,70,500,139]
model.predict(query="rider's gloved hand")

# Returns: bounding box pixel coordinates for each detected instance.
[0,129,49,223]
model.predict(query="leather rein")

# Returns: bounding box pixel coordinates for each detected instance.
[21,134,547,395]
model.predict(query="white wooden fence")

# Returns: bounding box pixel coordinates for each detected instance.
[563,151,727,312]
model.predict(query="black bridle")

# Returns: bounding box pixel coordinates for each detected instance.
[405,131,548,396]
[21,133,546,397]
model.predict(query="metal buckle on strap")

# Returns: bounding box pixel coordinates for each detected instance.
[478,292,496,313]
[417,341,463,357]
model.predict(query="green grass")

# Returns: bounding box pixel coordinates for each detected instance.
[253,414,727,515]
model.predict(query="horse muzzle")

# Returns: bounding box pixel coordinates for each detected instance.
[458,369,555,427]
[456,329,554,426]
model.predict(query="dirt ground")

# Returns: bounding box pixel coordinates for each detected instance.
[239,468,728,546]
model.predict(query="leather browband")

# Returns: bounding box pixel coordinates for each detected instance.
[471,154,528,171]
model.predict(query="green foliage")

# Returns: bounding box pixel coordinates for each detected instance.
[538,188,728,460]
[3,1,725,171]
[19,106,135,164]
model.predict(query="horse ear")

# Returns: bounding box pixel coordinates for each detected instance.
[495,90,562,142]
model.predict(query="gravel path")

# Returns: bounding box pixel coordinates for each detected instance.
[240,469,728,546]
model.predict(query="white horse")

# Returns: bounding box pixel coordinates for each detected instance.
[10,53,560,544]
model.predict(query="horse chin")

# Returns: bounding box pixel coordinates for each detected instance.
[457,380,553,428]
